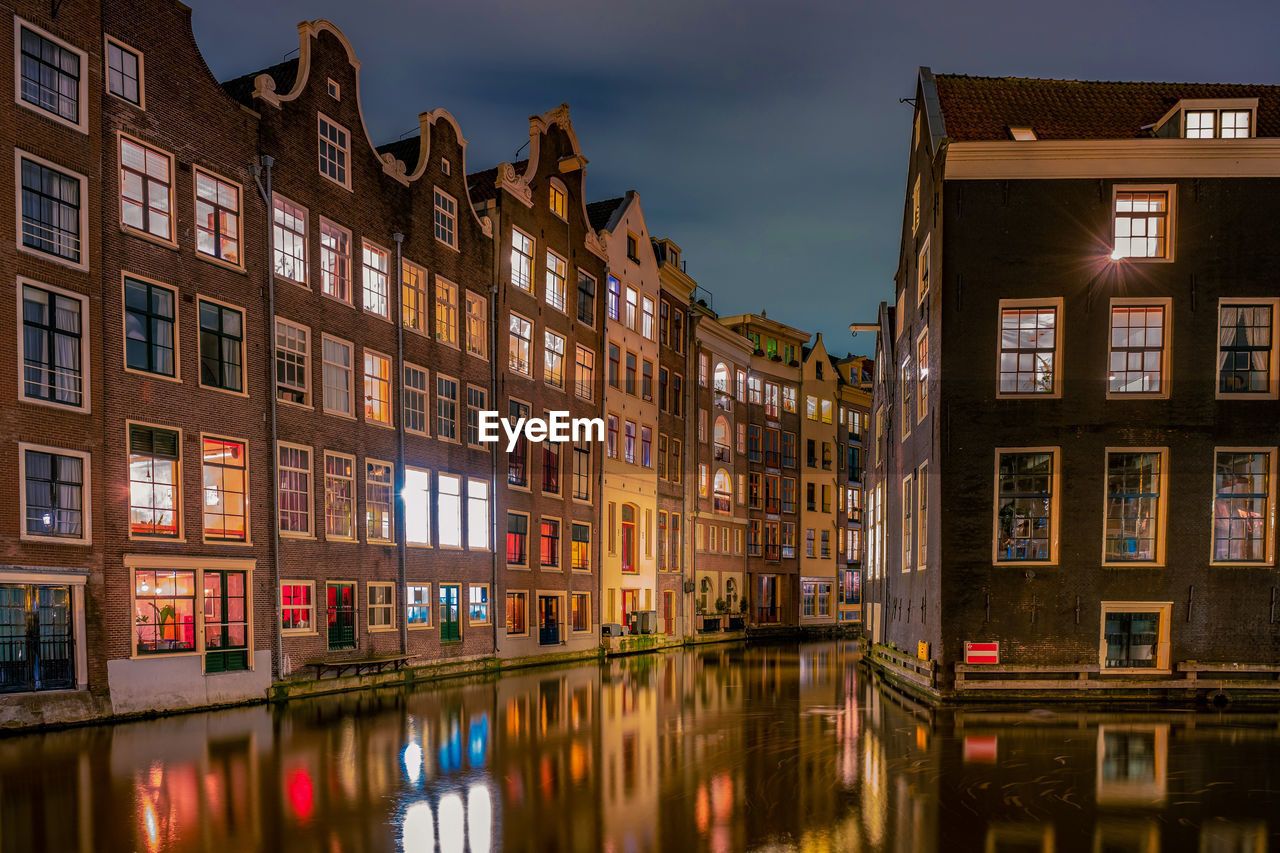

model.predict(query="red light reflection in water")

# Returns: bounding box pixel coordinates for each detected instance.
[286,766,315,823]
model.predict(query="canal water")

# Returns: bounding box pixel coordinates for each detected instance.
[0,640,1277,852]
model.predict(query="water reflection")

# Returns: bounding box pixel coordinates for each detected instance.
[0,642,1279,851]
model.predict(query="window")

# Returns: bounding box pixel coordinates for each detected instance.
[506,592,528,635]
[625,352,637,395]
[782,432,797,468]
[641,427,653,468]
[433,188,457,248]
[324,452,356,539]
[20,445,87,542]
[277,442,312,537]
[783,386,797,413]
[546,252,567,312]
[543,441,560,494]
[106,37,142,106]
[1220,110,1252,138]
[321,336,353,416]
[671,308,685,354]
[319,219,351,302]
[642,297,656,340]
[124,277,175,378]
[467,386,486,446]
[625,287,639,330]
[194,168,240,266]
[998,299,1061,396]
[608,344,621,388]
[540,519,561,568]
[362,242,390,318]
[401,261,427,334]
[917,463,928,568]
[275,318,310,406]
[672,374,684,417]
[363,351,392,425]
[508,401,529,486]
[577,271,596,325]
[318,114,350,188]
[507,513,529,566]
[698,463,709,498]
[544,331,566,389]
[1102,450,1165,564]
[607,276,621,321]
[468,479,490,550]
[1101,604,1170,671]
[620,506,637,572]
[407,585,432,626]
[911,175,920,233]
[469,585,491,624]
[572,592,590,631]
[438,473,462,548]
[20,281,85,407]
[365,460,394,542]
[805,529,815,559]
[198,300,243,393]
[403,363,429,435]
[748,376,762,405]
[437,375,458,440]
[994,449,1058,563]
[901,474,914,570]
[1218,300,1277,397]
[900,358,912,439]
[624,421,637,464]
[509,314,532,375]
[129,425,179,538]
[917,236,930,304]
[326,77,340,100]
[202,436,247,542]
[281,582,314,633]
[433,277,458,345]
[1213,450,1274,564]
[18,23,83,127]
[1185,108,1252,139]
[575,346,595,400]
[1108,302,1168,396]
[670,439,682,485]
[20,154,85,265]
[549,181,566,218]
[573,439,592,501]
[133,570,195,654]
[120,137,172,241]
[713,469,731,513]
[765,383,781,419]
[466,291,487,358]
[272,195,307,284]
[404,467,430,546]
[1113,188,1171,260]
[368,583,394,630]
[511,228,534,291]
[916,330,929,420]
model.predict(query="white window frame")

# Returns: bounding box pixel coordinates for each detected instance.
[433,187,458,249]
[277,441,313,538]
[467,478,491,550]
[192,166,243,272]
[274,316,311,407]
[363,349,393,426]
[361,240,391,320]
[1098,601,1172,673]
[317,112,351,190]
[14,19,88,133]
[1111,184,1175,263]
[15,149,90,272]
[118,132,175,246]
[466,290,488,360]
[917,235,930,306]
[365,458,395,544]
[403,362,430,437]
[280,580,316,635]
[323,451,357,541]
[367,582,396,632]
[407,583,433,628]
[438,472,464,550]
[435,275,459,347]
[996,297,1064,399]
[1106,297,1172,400]
[404,466,432,547]
[1215,297,1280,401]
[16,277,91,412]
[992,446,1061,566]
[401,259,428,335]
[272,193,309,286]
[104,34,144,109]
[469,583,492,626]
[18,442,91,545]
[510,228,534,292]
[199,433,250,544]
[320,334,354,418]
[319,218,352,304]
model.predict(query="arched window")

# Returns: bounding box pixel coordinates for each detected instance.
[713,469,731,513]
[621,504,637,573]
[699,577,712,612]
[713,362,730,393]
[725,577,738,611]
[713,416,731,461]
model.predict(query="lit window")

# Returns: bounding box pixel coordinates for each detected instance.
[1185,110,1215,138]
[321,336,353,416]
[625,421,637,464]
[995,449,1057,563]
[407,584,432,626]
[510,228,534,291]
[1103,450,1164,564]
[468,479,490,549]
[362,241,390,318]
[506,591,528,635]
[403,363,429,435]
[911,175,920,233]
[20,155,85,265]
[1221,110,1252,138]
[901,474,913,570]
[642,297,656,340]
[466,291,487,359]
[607,276,621,321]
[365,460,394,542]
[435,277,458,345]
[401,260,427,334]
[194,168,240,266]
[1218,301,1276,396]
[469,585,491,624]
[368,583,394,630]
[318,114,349,188]
[438,473,462,549]
[625,287,638,330]
[22,445,87,541]
[546,252,567,312]
[21,282,85,408]
[507,513,529,566]
[541,518,561,568]
[434,188,457,248]
[198,300,243,392]
[18,23,82,126]
[319,219,351,302]
[404,467,430,547]
[1108,303,1167,395]
[917,330,928,420]
[202,436,247,542]
[275,318,310,405]
[1101,605,1169,670]
[1113,189,1169,260]
[120,137,172,241]
[272,195,307,284]
[508,401,529,487]
[363,351,392,424]
[437,375,458,441]
[281,582,314,633]
[326,78,339,100]
[129,425,179,538]
[575,345,595,400]
[133,570,195,654]
[544,331,566,389]
[106,37,142,106]
[1213,450,1273,564]
[277,442,312,536]
[999,301,1059,395]
[124,277,175,378]
[900,358,912,439]
[572,592,590,630]
[917,237,929,304]
[509,314,532,375]
[572,523,591,570]
[324,452,356,539]
[549,182,566,218]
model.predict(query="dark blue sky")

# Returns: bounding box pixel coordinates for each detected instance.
[191,0,1280,358]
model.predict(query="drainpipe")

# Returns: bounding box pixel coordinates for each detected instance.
[393,232,408,657]
[489,204,501,658]
[251,155,282,681]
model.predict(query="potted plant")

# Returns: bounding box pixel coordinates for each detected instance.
[728,597,748,631]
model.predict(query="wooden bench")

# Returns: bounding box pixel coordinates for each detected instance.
[305,653,417,680]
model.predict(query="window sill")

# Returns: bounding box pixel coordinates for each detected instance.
[1210,561,1274,568]
[19,534,92,547]
[17,394,90,415]
[275,275,310,290]
[194,252,247,276]
[407,624,434,630]
[278,397,314,412]
[123,366,182,385]
[197,382,250,399]
[281,630,318,638]
[321,407,357,421]
[279,533,316,541]
[201,538,253,547]
[121,225,179,251]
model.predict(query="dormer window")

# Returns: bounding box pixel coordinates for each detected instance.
[1009,126,1037,141]
[1186,108,1251,138]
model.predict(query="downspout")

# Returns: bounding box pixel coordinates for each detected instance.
[489,205,501,658]
[250,155,282,680]
[393,232,408,657]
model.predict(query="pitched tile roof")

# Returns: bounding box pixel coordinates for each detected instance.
[221,59,299,107]
[586,197,625,232]
[934,74,1280,141]
[466,160,528,205]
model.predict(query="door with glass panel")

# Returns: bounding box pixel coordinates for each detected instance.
[204,571,248,672]
[0,584,74,693]
[439,584,460,642]
[327,582,356,650]
[539,595,561,645]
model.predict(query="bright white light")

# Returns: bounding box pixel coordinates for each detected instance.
[438,793,465,853]
[403,741,422,785]
[1110,249,1124,261]
[401,801,434,853]
[468,784,493,853]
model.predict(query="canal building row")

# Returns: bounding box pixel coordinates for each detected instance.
[0,0,870,728]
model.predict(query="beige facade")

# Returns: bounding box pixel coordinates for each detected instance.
[799,334,839,623]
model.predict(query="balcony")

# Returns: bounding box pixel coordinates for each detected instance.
[765,451,780,468]
[781,545,796,559]
[747,544,762,557]
[765,499,781,514]
[748,449,762,464]
[713,495,731,513]
[763,545,780,562]
[781,500,796,514]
